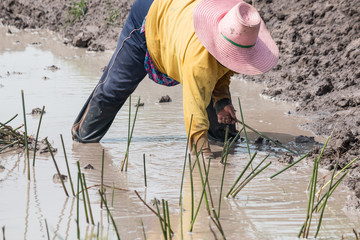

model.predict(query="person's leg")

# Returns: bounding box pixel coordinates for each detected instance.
[72,0,153,142]
[207,98,238,142]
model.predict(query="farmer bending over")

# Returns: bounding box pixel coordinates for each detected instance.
[71,0,279,159]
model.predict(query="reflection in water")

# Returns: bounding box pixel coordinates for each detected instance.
[0,26,359,239]
[32,168,45,237]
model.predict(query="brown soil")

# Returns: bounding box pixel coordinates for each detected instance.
[1,0,359,209]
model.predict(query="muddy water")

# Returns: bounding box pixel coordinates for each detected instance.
[0,26,359,240]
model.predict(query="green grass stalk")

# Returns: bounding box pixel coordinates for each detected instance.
[154,198,166,239]
[143,154,147,187]
[241,154,269,184]
[238,98,251,160]
[226,152,257,197]
[45,138,69,197]
[0,139,20,152]
[3,114,18,126]
[165,200,171,240]
[60,134,75,196]
[141,219,147,240]
[82,173,95,225]
[179,115,193,204]
[353,229,359,240]
[98,190,121,240]
[45,219,50,240]
[270,153,309,179]
[220,126,229,164]
[231,162,272,197]
[120,97,141,171]
[111,183,115,207]
[302,137,330,238]
[218,140,229,217]
[179,115,193,239]
[162,199,168,238]
[188,154,194,222]
[317,156,359,195]
[299,169,349,234]
[76,173,80,239]
[194,147,210,214]
[21,90,30,180]
[235,119,297,155]
[316,170,349,212]
[101,149,105,208]
[315,164,337,238]
[32,105,45,166]
[77,162,89,223]
[189,153,211,232]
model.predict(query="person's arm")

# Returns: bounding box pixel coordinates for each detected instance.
[212,71,236,124]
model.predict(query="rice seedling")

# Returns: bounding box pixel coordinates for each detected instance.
[77,162,89,224]
[21,90,30,180]
[189,150,211,232]
[98,190,121,240]
[32,106,45,166]
[226,152,257,198]
[316,156,359,195]
[76,173,80,239]
[299,136,330,238]
[67,0,88,24]
[315,164,337,238]
[60,134,75,196]
[2,225,5,240]
[179,115,193,239]
[154,198,166,238]
[179,115,193,203]
[111,183,115,207]
[45,219,50,240]
[82,173,95,225]
[101,149,105,208]
[270,152,309,179]
[238,98,251,160]
[188,154,194,222]
[141,219,147,240]
[353,229,359,240]
[120,96,141,171]
[235,97,297,155]
[45,137,69,197]
[143,153,147,187]
[165,200,172,239]
[231,161,272,197]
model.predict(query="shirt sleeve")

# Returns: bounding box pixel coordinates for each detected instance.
[212,71,234,114]
[182,47,221,148]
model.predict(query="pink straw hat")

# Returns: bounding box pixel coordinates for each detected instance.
[193,0,279,75]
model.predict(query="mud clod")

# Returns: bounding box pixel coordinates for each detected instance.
[278,153,294,164]
[84,164,94,170]
[158,95,172,103]
[53,173,67,183]
[45,65,60,71]
[30,107,45,115]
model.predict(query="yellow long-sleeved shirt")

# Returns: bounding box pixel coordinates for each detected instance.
[145,0,233,147]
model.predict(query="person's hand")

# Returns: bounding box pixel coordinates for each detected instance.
[217,104,236,124]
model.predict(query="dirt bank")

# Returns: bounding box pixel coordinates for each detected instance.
[1,0,359,210]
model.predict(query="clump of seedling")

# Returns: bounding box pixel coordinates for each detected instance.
[120,96,141,171]
[104,0,121,25]
[298,136,359,238]
[67,0,88,24]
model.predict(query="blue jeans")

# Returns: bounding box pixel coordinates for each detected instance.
[72,0,237,143]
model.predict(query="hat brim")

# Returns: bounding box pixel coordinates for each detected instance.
[193,0,279,75]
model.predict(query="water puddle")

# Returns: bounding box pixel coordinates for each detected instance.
[0,27,359,239]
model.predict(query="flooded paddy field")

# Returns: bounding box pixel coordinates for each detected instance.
[0,26,359,239]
